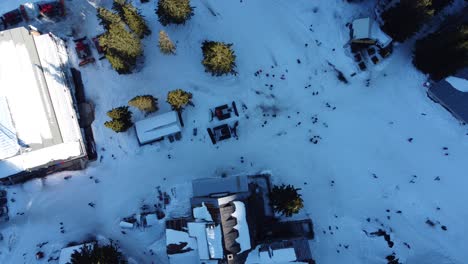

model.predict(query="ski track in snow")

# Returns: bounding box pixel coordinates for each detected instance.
[1,0,468,263]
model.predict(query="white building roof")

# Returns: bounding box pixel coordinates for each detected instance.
[0,27,85,179]
[135,111,181,144]
[352,18,371,40]
[232,201,251,252]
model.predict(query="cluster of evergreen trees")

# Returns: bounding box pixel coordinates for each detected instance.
[97,0,151,74]
[413,20,467,80]
[104,106,133,133]
[70,242,127,264]
[381,0,454,42]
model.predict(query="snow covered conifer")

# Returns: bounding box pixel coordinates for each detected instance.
[122,3,151,39]
[70,241,127,264]
[156,0,194,26]
[97,7,122,30]
[167,89,192,110]
[128,95,158,113]
[269,184,304,217]
[201,41,237,76]
[158,30,176,54]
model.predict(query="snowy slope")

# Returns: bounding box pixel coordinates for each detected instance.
[1,0,468,263]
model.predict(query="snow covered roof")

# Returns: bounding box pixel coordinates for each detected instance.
[192,175,249,197]
[188,222,210,260]
[0,27,85,179]
[135,111,181,145]
[231,201,251,253]
[193,202,213,222]
[352,17,392,47]
[352,18,371,40]
[205,224,223,259]
[59,244,86,264]
[0,97,20,159]
[446,76,468,92]
[428,68,468,123]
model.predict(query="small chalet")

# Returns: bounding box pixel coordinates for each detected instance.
[135,111,182,145]
[350,17,392,48]
[165,174,315,264]
[428,68,468,124]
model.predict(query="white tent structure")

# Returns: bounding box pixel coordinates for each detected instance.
[135,111,182,145]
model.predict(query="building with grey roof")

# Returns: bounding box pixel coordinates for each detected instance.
[428,68,468,124]
[0,27,87,184]
[165,174,315,264]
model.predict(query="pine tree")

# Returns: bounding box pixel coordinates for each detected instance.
[158,30,176,54]
[70,242,127,264]
[413,22,468,80]
[202,41,237,76]
[105,50,133,74]
[156,0,194,26]
[99,23,142,59]
[128,95,158,113]
[105,106,133,133]
[122,3,151,39]
[269,184,304,217]
[99,22,142,74]
[167,89,192,110]
[112,0,127,17]
[107,106,132,120]
[381,0,454,42]
[97,7,122,30]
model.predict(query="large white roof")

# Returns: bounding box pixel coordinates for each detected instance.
[0,27,84,179]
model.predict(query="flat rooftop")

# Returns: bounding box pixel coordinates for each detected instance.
[0,27,85,178]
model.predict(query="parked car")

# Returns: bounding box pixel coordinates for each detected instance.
[0,190,6,198]
[0,197,7,206]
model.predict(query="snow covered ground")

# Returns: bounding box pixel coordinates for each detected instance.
[1,0,468,263]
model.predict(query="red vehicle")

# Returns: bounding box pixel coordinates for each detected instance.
[37,0,64,18]
[74,37,95,67]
